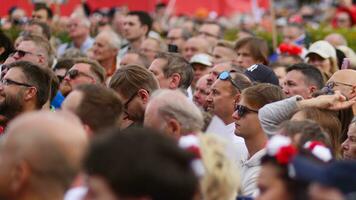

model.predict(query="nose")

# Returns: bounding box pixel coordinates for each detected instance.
[341,140,349,150]
[232,110,240,120]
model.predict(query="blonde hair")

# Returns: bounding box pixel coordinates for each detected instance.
[199,134,240,200]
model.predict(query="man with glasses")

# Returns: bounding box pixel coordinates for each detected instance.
[109,64,159,128]
[205,71,252,164]
[326,69,356,114]
[198,22,222,46]
[12,34,52,68]
[61,58,105,97]
[232,83,284,197]
[0,61,51,130]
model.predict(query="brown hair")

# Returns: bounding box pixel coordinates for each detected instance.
[242,83,285,109]
[297,108,342,158]
[215,40,235,50]
[155,52,194,89]
[109,64,159,98]
[74,84,123,133]
[73,58,106,84]
[234,37,269,66]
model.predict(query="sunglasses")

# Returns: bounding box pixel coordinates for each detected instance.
[66,69,94,80]
[0,78,33,87]
[218,71,241,92]
[234,104,258,117]
[10,50,37,58]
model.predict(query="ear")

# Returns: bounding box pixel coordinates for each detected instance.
[24,87,37,102]
[141,25,149,36]
[10,160,31,194]
[169,73,181,89]
[234,93,241,105]
[137,89,150,104]
[38,55,46,65]
[349,85,356,99]
[308,85,317,98]
[166,118,181,139]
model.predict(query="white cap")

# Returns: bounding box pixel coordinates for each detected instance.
[306,40,336,59]
[189,53,212,67]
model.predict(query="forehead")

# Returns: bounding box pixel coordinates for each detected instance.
[62,90,83,113]
[125,15,140,24]
[95,33,110,44]
[214,46,233,54]
[328,71,356,84]
[33,9,47,16]
[212,63,230,72]
[71,63,91,72]
[211,79,230,91]
[17,40,36,51]
[236,44,251,53]
[4,67,25,79]
[286,70,307,82]
[283,26,300,35]
[168,28,182,36]
[196,76,209,88]
[200,24,219,32]
[142,38,159,46]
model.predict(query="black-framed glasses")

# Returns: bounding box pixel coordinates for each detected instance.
[123,92,137,110]
[0,78,33,87]
[218,71,241,92]
[66,69,94,80]
[234,104,258,117]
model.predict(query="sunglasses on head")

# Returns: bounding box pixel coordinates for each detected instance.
[66,69,94,80]
[218,71,241,91]
[234,104,258,117]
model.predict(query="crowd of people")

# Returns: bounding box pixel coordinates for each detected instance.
[0,0,356,200]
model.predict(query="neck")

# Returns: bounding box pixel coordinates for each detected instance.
[353,105,356,116]
[130,36,145,50]
[100,57,117,77]
[244,132,267,159]
[73,35,88,49]
[220,115,234,125]
[15,187,64,200]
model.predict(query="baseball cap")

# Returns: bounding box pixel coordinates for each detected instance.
[306,40,337,59]
[243,64,279,86]
[189,53,212,67]
[289,155,356,195]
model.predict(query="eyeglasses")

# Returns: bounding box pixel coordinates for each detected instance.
[234,104,258,117]
[123,92,137,110]
[218,71,241,92]
[198,31,219,38]
[326,81,353,89]
[0,78,33,87]
[10,50,38,58]
[66,69,94,80]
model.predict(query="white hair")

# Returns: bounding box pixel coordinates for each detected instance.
[70,13,91,28]
[99,30,121,50]
[150,89,204,133]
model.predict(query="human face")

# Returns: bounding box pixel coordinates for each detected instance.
[166,28,185,51]
[149,58,170,89]
[120,53,140,67]
[193,75,210,109]
[206,79,235,123]
[212,46,237,65]
[91,33,117,62]
[140,38,160,63]
[256,163,292,200]
[192,63,210,86]
[67,18,89,39]
[198,24,220,44]
[232,95,260,139]
[327,70,356,99]
[117,90,145,123]
[282,26,301,44]
[307,54,332,74]
[283,70,312,99]
[336,12,352,28]
[62,63,96,96]
[32,9,49,23]
[12,41,43,66]
[183,37,207,61]
[206,63,231,86]
[341,123,356,160]
[235,45,258,68]
[84,175,117,200]
[123,15,146,41]
[0,67,29,119]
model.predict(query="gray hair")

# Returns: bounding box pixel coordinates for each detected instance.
[98,30,121,50]
[151,89,204,133]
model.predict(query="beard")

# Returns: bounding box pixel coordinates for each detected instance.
[0,92,24,123]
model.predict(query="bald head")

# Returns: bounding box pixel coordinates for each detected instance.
[0,111,88,199]
[183,37,212,61]
[327,69,356,98]
[324,33,347,47]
